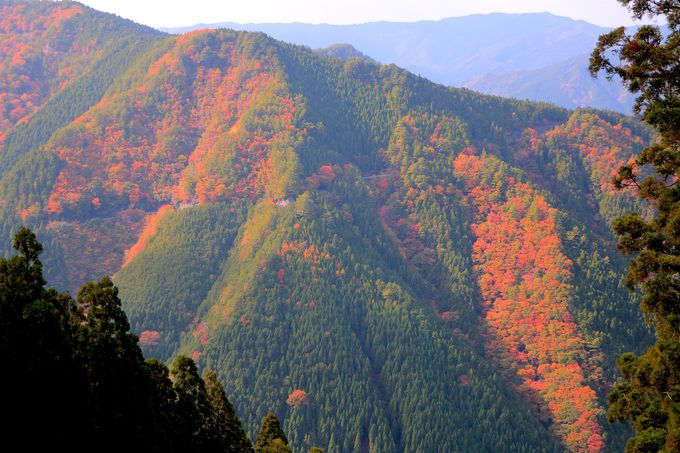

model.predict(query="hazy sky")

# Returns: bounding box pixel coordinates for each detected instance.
[78,0,652,29]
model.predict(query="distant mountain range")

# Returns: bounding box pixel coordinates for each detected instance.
[162,13,635,113]
[464,53,634,111]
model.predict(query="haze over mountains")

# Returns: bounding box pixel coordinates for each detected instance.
[162,13,636,113]
[0,1,655,451]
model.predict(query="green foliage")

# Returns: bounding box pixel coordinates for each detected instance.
[170,355,215,448]
[188,174,563,452]
[0,227,257,451]
[205,369,254,452]
[256,413,290,452]
[0,3,664,451]
[590,1,680,451]
[74,277,154,443]
[116,202,249,360]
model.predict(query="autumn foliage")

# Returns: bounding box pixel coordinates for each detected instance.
[379,113,608,452]
[0,5,659,450]
[0,3,91,145]
[286,389,308,407]
[46,30,301,215]
[122,204,174,267]
[138,330,161,347]
[11,28,309,289]
[454,150,604,452]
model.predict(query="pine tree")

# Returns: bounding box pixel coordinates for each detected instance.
[353,432,363,452]
[255,412,291,452]
[204,369,254,452]
[146,358,179,449]
[0,227,81,449]
[0,227,265,451]
[171,355,214,449]
[74,277,155,447]
[590,1,680,451]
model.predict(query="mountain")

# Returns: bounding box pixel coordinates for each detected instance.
[0,0,162,171]
[161,13,606,84]
[463,54,635,113]
[315,43,377,63]
[0,2,655,452]
[161,13,635,113]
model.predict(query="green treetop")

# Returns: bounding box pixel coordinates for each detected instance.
[590,1,680,452]
[255,412,291,453]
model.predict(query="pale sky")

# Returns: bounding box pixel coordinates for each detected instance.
[77,0,654,29]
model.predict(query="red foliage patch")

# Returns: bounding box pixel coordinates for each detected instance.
[45,30,303,216]
[454,151,604,452]
[139,330,161,347]
[0,3,89,144]
[286,389,308,407]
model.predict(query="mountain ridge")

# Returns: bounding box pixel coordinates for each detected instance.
[160,13,635,113]
[0,2,655,451]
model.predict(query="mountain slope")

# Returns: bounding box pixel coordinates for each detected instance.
[0,0,162,169]
[0,0,164,281]
[0,3,656,452]
[464,54,635,113]
[162,13,606,85]
[161,13,635,113]
[315,43,377,63]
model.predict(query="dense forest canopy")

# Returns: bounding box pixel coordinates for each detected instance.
[0,1,665,451]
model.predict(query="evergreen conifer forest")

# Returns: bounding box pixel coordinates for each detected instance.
[1,0,677,451]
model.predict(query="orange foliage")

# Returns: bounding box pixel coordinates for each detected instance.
[122,204,174,267]
[276,241,331,273]
[45,30,303,216]
[20,202,40,221]
[454,151,604,452]
[192,321,209,346]
[286,389,308,407]
[318,165,336,180]
[531,113,644,196]
[0,3,89,143]
[382,117,611,451]
[307,164,341,189]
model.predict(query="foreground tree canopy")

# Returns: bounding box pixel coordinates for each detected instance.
[590,1,680,452]
[0,227,254,451]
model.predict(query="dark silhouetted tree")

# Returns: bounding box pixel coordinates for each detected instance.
[74,277,155,447]
[0,227,80,449]
[204,369,254,452]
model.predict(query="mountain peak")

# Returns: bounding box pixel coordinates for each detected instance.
[314,43,377,63]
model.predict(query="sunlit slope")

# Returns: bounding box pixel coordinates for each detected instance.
[0,4,656,451]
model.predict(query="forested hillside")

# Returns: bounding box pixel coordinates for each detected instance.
[162,13,634,113]
[0,2,655,451]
